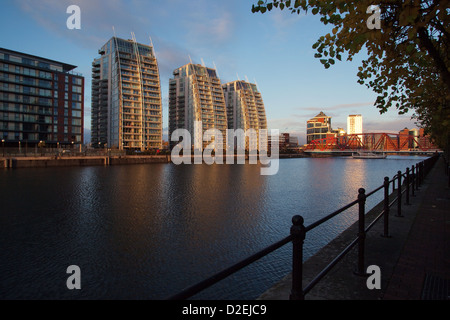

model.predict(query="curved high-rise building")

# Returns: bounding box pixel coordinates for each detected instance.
[91,36,163,151]
[222,80,267,151]
[169,63,227,150]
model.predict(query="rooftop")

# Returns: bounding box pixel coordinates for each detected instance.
[0,47,78,73]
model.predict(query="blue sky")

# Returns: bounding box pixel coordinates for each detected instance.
[0,0,418,144]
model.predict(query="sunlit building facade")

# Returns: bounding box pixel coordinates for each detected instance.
[0,48,84,148]
[222,80,267,151]
[347,114,363,142]
[306,111,332,144]
[91,37,163,151]
[168,63,227,150]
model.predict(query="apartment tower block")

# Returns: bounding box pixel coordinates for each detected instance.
[222,80,268,150]
[169,63,227,150]
[0,48,84,148]
[91,36,163,151]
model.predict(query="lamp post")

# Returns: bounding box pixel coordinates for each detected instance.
[2,139,5,157]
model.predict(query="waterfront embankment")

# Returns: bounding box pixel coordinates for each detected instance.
[0,153,312,169]
[0,155,170,169]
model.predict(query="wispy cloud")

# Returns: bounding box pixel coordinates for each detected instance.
[268,9,305,40]
[269,8,305,29]
[268,118,305,132]
[13,0,161,49]
[300,101,375,112]
[364,116,417,133]
[182,5,235,49]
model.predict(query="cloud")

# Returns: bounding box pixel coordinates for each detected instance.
[153,36,192,82]
[13,0,236,76]
[13,0,155,49]
[181,2,234,46]
[268,118,305,132]
[269,8,305,30]
[300,101,375,113]
[364,116,418,133]
[267,8,305,40]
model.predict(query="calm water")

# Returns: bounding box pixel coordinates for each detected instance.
[0,155,427,300]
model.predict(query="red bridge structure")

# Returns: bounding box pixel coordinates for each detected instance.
[305,132,438,152]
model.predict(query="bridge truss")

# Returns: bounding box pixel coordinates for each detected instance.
[305,133,435,152]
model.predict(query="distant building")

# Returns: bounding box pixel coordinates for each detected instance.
[409,128,419,148]
[399,128,412,150]
[306,111,332,144]
[169,63,227,151]
[0,48,84,147]
[91,37,163,151]
[222,80,267,151]
[347,114,363,136]
[269,133,300,152]
[289,135,299,147]
[399,127,438,150]
[332,127,346,136]
[417,128,437,150]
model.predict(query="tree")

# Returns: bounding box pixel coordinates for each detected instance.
[252,0,449,149]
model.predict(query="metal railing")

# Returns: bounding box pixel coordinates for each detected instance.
[167,154,440,300]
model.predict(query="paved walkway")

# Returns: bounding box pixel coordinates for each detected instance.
[382,156,449,300]
[258,156,449,300]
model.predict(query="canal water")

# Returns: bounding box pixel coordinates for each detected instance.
[0,155,427,300]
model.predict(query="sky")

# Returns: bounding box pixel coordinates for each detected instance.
[0,0,419,144]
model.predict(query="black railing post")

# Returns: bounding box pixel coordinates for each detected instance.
[420,162,424,186]
[411,165,416,197]
[290,215,306,300]
[397,170,403,217]
[447,164,450,188]
[355,188,367,276]
[382,177,390,238]
[405,167,410,205]
[416,163,420,187]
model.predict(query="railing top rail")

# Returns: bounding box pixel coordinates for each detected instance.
[167,235,293,300]
[305,198,359,232]
[366,184,384,198]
